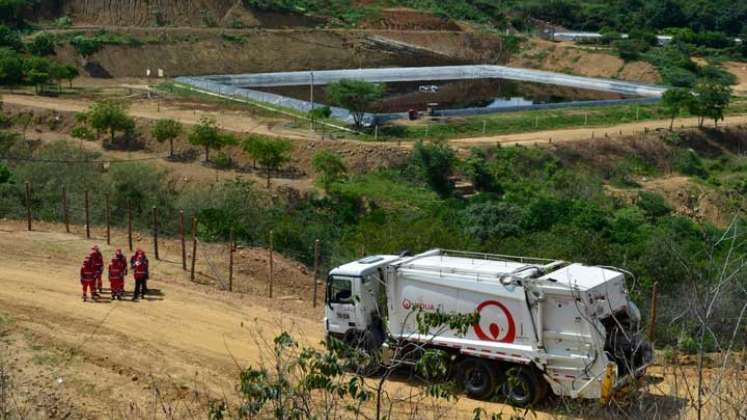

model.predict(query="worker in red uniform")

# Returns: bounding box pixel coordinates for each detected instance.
[130,248,149,296]
[113,249,128,275]
[90,245,104,294]
[108,256,126,300]
[132,254,148,301]
[80,256,96,302]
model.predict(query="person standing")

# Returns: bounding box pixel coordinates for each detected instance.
[114,249,128,276]
[80,256,96,302]
[130,248,149,296]
[132,254,148,301]
[108,256,126,300]
[90,245,104,294]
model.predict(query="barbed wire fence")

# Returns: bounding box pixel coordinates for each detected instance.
[2,180,328,309]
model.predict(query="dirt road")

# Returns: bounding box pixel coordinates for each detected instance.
[0,221,742,419]
[1,92,315,141]
[6,89,747,152]
[0,222,545,419]
[450,114,747,147]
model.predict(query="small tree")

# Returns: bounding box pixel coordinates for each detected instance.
[691,80,732,128]
[326,79,384,128]
[152,118,182,157]
[243,136,293,188]
[411,139,455,197]
[60,64,78,88]
[188,117,224,162]
[312,150,347,193]
[27,32,56,56]
[661,88,693,131]
[12,112,32,141]
[86,99,135,144]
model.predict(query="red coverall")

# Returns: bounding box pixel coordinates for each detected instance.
[108,259,126,300]
[80,261,96,301]
[90,249,104,292]
[132,257,148,300]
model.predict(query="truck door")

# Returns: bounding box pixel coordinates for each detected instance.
[326,275,360,337]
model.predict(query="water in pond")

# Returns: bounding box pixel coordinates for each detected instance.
[251,78,628,113]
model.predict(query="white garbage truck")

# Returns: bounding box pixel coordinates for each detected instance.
[324,249,652,406]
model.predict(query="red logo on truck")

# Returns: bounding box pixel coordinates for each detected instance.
[473,300,516,343]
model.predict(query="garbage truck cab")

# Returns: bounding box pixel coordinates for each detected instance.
[325,255,399,348]
[324,249,653,405]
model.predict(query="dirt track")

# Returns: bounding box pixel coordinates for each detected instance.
[1,222,744,419]
[0,221,545,419]
[5,90,747,152]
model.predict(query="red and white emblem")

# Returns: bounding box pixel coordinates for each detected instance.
[473,300,516,343]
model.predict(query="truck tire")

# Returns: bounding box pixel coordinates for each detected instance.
[456,358,498,400]
[501,366,546,407]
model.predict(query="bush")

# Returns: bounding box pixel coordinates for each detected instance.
[637,191,672,220]
[673,149,708,178]
[27,32,55,56]
[53,16,72,29]
[461,201,524,242]
[411,140,455,197]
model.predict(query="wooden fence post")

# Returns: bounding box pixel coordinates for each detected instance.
[62,186,69,233]
[25,181,31,231]
[190,217,197,281]
[313,239,320,308]
[105,195,111,245]
[127,201,133,252]
[84,190,90,239]
[179,210,186,271]
[152,206,159,260]
[228,229,235,292]
[648,282,658,343]
[268,230,274,298]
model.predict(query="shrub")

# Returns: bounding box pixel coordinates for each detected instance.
[673,149,708,178]
[411,140,455,197]
[27,32,55,56]
[461,201,524,242]
[312,150,347,193]
[637,191,672,220]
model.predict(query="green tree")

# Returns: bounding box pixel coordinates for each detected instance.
[12,111,31,140]
[188,117,224,162]
[243,136,293,187]
[0,0,29,27]
[411,139,455,197]
[326,79,384,128]
[312,149,347,193]
[0,24,21,51]
[59,64,78,88]
[462,147,498,193]
[0,47,22,85]
[691,80,732,128]
[27,32,55,56]
[86,99,135,144]
[151,118,183,157]
[660,88,692,130]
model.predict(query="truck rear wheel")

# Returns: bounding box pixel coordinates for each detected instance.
[456,358,498,400]
[501,366,547,407]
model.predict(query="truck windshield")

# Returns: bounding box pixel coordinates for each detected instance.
[328,276,354,304]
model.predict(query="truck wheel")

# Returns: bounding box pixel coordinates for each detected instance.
[501,366,546,407]
[457,358,498,400]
